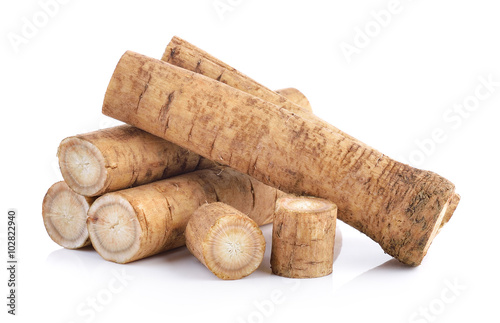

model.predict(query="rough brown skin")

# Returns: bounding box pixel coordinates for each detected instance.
[42,181,95,249]
[87,168,278,263]
[163,37,315,118]
[165,35,461,229]
[271,196,337,278]
[58,88,309,197]
[164,36,461,233]
[102,51,457,266]
[185,202,266,280]
[58,125,206,196]
[56,86,307,250]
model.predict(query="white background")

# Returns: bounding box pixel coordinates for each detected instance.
[1,1,499,322]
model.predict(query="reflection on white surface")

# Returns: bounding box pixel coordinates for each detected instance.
[41,223,347,323]
[45,223,344,281]
[41,220,398,323]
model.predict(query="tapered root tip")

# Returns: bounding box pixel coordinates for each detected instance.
[204,215,266,280]
[58,137,107,197]
[42,181,92,249]
[87,194,141,263]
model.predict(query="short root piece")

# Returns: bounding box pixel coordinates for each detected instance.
[185,202,266,280]
[271,196,337,278]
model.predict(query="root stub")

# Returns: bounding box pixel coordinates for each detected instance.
[42,181,95,249]
[186,203,266,280]
[271,196,337,278]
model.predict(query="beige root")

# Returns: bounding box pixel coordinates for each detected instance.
[271,196,337,278]
[87,168,278,263]
[163,36,460,229]
[185,202,266,280]
[102,50,457,265]
[42,181,95,249]
[58,88,310,197]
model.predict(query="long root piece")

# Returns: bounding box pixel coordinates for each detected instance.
[102,50,457,265]
[164,37,315,118]
[58,87,309,197]
[164,36,460,230]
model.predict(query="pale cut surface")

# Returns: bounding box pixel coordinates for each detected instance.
[87,194,141,264]
[58,137,107,196]
[204,215,266,280]
[185,202,266,280]
[42,181,93,249]
[85,168,278,264]
[280,196,334,213]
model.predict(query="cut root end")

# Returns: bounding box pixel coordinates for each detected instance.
[42,181,93,249]
[422,197,451,258]
[205,215,266,280]
[278,196,337,214]
[58,137,107,197]
[186,203,266,280]
[87,194,141,263]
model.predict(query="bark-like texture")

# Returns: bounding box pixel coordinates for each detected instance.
[59,88,309,197]
[58,125,203,196]
[87,168,277,263]
[271,196,337,278]
[162,36,358,141]
[163,36,461,227]
[186,202,265,280]
[102,51,457,266]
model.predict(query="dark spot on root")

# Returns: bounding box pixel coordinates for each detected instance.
[249,179,256,211]
[216,70,225,81]
[275,223,283,238]
[136,74,152,112]
[417,235,428,249]
[159,91,175,132]
[194,60,202,73]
